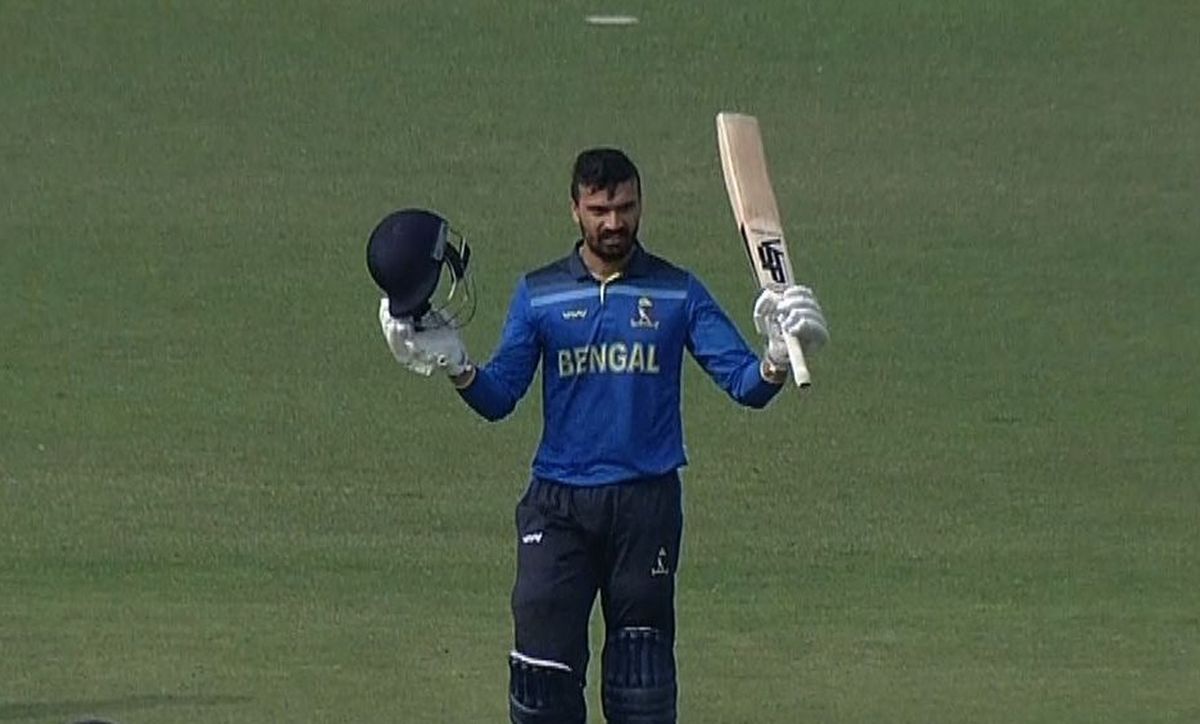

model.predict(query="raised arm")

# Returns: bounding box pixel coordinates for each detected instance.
[453,278,541,421]
[684,275,784,408]
[378,276,541,421]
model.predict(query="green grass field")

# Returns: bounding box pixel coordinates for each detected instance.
[2,1,1197,721]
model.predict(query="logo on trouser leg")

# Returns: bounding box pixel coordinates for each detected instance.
[650,546,670,576]
[521,531,544,545]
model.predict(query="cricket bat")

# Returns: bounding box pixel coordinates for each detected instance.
[715,111,811,387]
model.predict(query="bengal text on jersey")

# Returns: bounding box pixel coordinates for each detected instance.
[557,342,660,378]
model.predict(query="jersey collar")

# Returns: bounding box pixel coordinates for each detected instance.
[569,240,649,281]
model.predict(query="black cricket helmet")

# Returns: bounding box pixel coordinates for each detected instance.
[366,208,475,326]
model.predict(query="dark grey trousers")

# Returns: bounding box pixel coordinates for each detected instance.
[511,471,683,678]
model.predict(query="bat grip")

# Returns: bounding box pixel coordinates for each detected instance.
[785,335,811,388]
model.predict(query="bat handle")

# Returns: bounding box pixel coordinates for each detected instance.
[785,335,811,388]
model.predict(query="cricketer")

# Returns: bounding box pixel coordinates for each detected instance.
[372,148,828,723]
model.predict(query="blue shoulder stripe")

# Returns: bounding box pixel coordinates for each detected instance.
[606,286,688,300]
[529,288,600,308]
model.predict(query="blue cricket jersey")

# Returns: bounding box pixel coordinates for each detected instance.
[458,242,783,485]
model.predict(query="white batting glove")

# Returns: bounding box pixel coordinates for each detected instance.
[753,291,790,368]
[753,285,829,363]
[412,313,471,376]
[378,299,471,376]
[379,299,435,375]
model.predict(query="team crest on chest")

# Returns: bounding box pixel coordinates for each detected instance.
[631,296,659,329]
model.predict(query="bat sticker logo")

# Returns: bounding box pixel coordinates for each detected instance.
[757,238,788,284]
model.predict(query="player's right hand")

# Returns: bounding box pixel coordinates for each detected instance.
[378,299,471,376]
[379,298,434,375]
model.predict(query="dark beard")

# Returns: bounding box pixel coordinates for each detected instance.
[582,225,638,262]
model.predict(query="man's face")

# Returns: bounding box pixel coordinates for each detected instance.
[572,179,641,262]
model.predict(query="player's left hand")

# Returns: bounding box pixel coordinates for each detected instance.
[753,284,829,357]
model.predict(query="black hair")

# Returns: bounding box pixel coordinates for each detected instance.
[571,148,641,202]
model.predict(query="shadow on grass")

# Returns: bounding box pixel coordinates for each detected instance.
[0,694,251,721]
